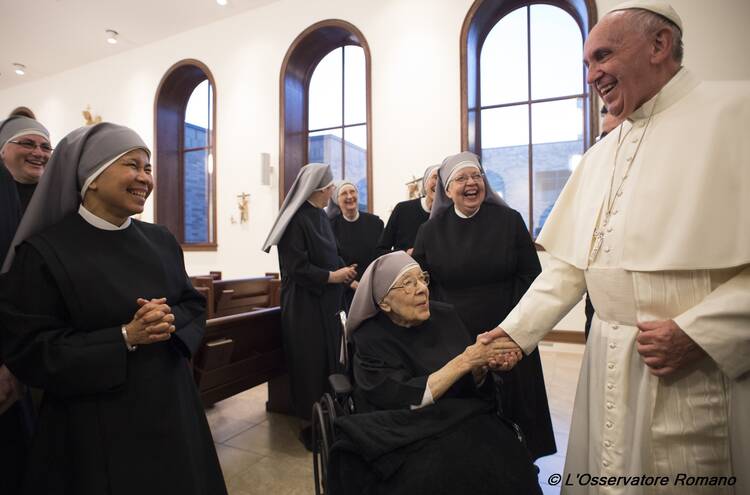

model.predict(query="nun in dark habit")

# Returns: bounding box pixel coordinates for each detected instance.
[327,180,384,308]
[0,115,52,216]
[375,164,438,255]
[262,164,356,444]
[0,115,53,494]
[327,251,541,495]
[0,123,226,495]
[412,151,555,460]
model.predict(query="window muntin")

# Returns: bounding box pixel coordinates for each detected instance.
[478,4,585,236]
[183,80,214,244]
[307,45,368,210]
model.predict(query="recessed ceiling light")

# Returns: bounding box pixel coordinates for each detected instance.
[105,29,119,45]
[216,0,228,6]
[13,63,26,76]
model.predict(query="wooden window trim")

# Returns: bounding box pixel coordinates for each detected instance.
[279,19,373,211]
[153,58,218,250]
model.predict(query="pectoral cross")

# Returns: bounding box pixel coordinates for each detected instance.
[589,229,605,264]
[589,216,609,264]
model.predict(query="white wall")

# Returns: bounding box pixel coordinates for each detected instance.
[2,0,748,329]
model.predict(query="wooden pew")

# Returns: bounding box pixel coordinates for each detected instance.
[193,306,290,411]
[191,276,216,318]
[190,274,279,319]
[212,276,276,317]
[265,273,281,308]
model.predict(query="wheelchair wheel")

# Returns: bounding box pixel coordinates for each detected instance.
[323,393,338,437]
[312,399,333,495]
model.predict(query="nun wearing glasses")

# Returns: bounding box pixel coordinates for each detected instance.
[0,113,52,495]
[0,123,226,494]
[0,115,52,216]
[412,151,555,460]
[262,164,356,445]
[326,251,541,495]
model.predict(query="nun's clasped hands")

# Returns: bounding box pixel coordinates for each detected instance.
[123,297,177,346]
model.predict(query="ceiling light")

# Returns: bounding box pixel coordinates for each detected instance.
[216,0,228,6]
[105,29,119,45]
[13,63,25,76]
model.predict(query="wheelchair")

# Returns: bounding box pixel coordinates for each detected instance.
[310,312,530,495]
[311,311,354,495]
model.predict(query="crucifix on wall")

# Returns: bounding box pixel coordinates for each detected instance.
[237,193,250,224]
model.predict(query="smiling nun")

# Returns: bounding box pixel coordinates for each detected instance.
[411,151,555,460]
[0,123,226,494]
[0,115,52,214]
[326,180,383,308]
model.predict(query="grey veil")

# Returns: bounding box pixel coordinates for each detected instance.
[430,151,506,219]
[344,251,419,336]
[262,163,334,252]
[2,123,149,272]
[0,116,50,150]
[325,180,356,219]
[422,164,439,195]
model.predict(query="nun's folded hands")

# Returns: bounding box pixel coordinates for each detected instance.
[123,297,177,346]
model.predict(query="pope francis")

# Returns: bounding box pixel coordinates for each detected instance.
[483,1,750,494]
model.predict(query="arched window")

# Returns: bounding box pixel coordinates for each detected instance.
[461,0,597,237]
[154,59,217,249]
[280,20,372,210]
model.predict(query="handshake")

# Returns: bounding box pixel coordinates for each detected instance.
[464,328,523,376]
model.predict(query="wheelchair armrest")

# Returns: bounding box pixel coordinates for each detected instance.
[328,373,353,396]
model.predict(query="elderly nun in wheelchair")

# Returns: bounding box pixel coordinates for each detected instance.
[326,251,542,494]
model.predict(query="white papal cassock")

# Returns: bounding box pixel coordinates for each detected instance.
[501,68,750,495]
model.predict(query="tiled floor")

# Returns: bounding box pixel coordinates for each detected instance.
[537,341,586,495]
[206,341,585,494]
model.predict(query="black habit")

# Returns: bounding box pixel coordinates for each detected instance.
[278,202,344,420]
[0,163,21,265]
[327,302,541,495]
[0,161,31,495]
[330,211,384,308]
[412,203,556,459]
[15,181,36,215]
[0,213,226,495]
[376,198,429,254]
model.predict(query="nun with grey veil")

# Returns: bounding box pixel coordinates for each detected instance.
[326,251,541,495]
[0,114,51,495]
[412,151,556,460]
[326,180,384,310]
[0,123,227,494]
[262,163,356,446]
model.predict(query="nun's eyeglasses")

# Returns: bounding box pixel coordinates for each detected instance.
[453,173,483,185]
[8,140,54,153]
[390,271,430,294]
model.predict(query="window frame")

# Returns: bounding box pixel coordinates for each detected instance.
[460,0,598,237]
[153,59,218,251]
[279,19,373,211]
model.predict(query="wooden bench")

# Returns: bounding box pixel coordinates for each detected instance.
[193,306,290,411]
[191,273,281,319]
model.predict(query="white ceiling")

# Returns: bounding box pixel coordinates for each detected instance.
[0,0,278,91]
